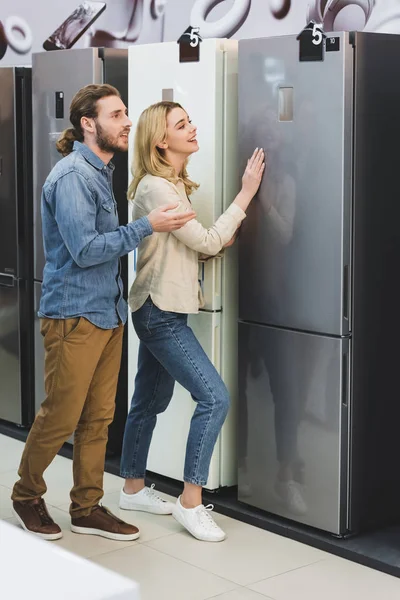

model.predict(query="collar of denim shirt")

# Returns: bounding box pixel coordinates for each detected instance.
[73,141,115,172]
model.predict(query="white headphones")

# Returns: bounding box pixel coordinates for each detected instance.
[0,15,32,55]
[307,0,375,31]
[190,0,251,38]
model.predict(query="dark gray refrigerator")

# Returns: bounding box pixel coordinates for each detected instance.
[0,67,34,426]
[32,48,128,454]
[238,32,400,535]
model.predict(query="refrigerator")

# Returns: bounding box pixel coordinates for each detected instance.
[0,67,34,427]
[32,48,128,454]
[238,32,400,535]
[127,39,240,489]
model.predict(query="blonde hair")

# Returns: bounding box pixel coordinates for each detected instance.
[56,84,120,156]
[128,101,199,200]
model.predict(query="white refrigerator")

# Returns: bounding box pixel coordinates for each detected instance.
[127,39,239,490]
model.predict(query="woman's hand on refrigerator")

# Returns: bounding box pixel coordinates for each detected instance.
[234,148,265,212]
[241,147,265,199]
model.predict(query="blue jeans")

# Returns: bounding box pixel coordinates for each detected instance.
[120,298,230,486]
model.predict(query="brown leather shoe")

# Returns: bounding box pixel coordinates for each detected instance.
[12,498,63,541]
[71,505,140,541]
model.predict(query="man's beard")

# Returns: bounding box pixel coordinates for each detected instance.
[95,121,125,153]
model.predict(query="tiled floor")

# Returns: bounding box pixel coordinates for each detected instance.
[1,434,400,600]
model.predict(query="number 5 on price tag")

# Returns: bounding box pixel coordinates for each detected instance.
[190,27,200,48]
[312,23,323,46]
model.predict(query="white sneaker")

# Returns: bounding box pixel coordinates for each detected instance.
[275,480,307,516]
[172,496,226,542]
[119,484,175,515]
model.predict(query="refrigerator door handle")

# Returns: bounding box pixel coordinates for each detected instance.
[0,155,3,176]
[343,264,349,321]
[0,273,16,287]
[342,350,349,407]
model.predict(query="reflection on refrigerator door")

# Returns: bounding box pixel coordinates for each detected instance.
[238,322,347,535]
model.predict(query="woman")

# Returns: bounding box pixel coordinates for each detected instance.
[120,101,264,542]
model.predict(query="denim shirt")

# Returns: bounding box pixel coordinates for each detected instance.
[38,141,153,329]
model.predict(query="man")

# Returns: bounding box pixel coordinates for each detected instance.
[11,84,195,541]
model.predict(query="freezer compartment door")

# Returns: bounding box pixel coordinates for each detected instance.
[32,49,103,281]
[0,275,21,424]
[238,321,349,535]
[143,311,223,490]
[238,34,352,335]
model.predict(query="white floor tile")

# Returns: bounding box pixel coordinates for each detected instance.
[208,588,273,599]
[92,544,238,600]
[249,557,400,600]
[0,486,13,519]
[0,435,24,473]
[146,515,327,586]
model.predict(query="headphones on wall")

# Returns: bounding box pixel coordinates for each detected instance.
[190,0,375,38]
[190,0,251,38]
[123,0,167,42]
[0,15,33,59]
[307,0,375,31]
[90,0,167,47]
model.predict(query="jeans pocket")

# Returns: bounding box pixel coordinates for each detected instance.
[132,300,154,338]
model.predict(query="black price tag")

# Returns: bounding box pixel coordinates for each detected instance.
[177,26,202,63]
[297,21,326,62]
[326,36,340,52]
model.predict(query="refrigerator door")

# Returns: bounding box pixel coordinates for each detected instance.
[0,275,21,424]
[146,311,222,490]
[238,33,353,336]
[0,68,18,277]
[238,321,349,535]
[32,49,103,281]
[127,40,239,488]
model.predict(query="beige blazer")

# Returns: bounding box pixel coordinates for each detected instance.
[128,174,246,314]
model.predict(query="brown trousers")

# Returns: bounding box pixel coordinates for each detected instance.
[12,317,124,518]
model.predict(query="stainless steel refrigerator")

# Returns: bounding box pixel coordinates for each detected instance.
[0,67,34,426]
[238,32,400,536]
[32,48,128,454]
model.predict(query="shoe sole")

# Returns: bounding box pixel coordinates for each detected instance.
[172,510,226,542]
[70,524,140,541]
[119,502,173,515]
[12,509,63,541]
